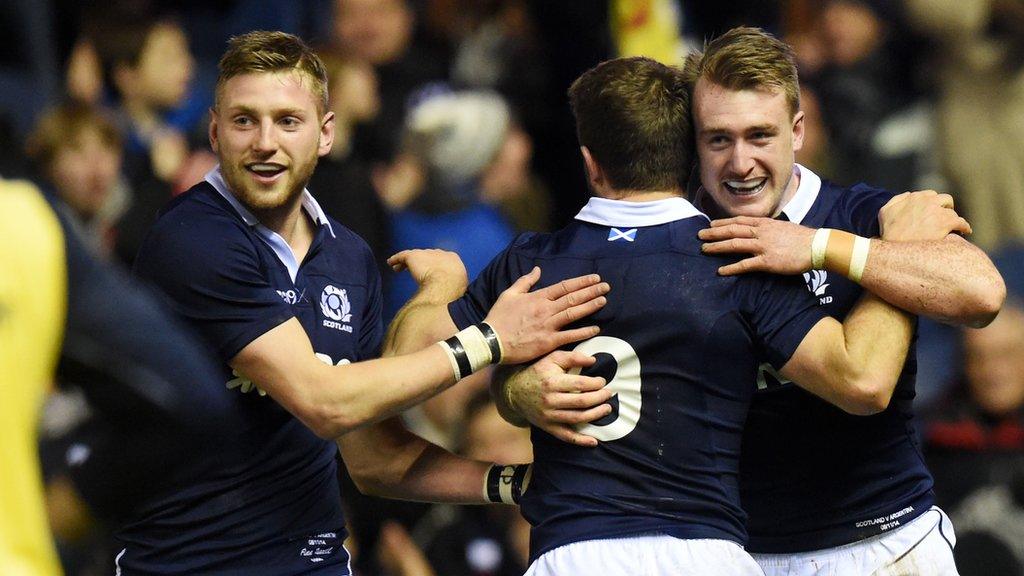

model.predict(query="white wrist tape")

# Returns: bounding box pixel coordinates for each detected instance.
[437,322,503,381]
[848,235,871,283]
[811,228,831,270]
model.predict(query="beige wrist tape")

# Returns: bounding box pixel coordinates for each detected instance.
[810,228,871,283]
[437,323,503,381]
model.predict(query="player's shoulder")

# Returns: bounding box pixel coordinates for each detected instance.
[137,182,255,266]
[495,229,546,257]
[322,214,375,256]
[824,179,896,209]
[820,179,896,231]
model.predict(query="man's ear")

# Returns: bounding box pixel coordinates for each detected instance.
[318,111,335,158]
[792,110,805,153]
[208,108,219,153]
[581,146,605,189]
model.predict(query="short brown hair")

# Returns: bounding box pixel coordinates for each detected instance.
[25,103,122,170]
[215,31,329,114]
[568,57,692,192]
[682,26,800,117]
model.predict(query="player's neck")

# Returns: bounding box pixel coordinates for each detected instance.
[253,196,315,261]
[771,164,801,217]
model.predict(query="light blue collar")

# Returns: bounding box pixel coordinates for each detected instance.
[574,196,707,227]
[205,165,335,282]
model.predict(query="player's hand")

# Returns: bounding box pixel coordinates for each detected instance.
[503,350,612,447]
[699,216,815,275]
[484,268,609,364]
[878,190,971,242]
[388,249,469,295]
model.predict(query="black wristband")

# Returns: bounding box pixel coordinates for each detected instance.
[477,322,502,364]
[443,334,472,380]
[486,463,531,504]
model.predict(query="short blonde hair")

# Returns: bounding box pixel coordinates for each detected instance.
[215,31,329,114]
[682,26,800,117]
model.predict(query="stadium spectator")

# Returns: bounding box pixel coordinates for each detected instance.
[25,102,127,257]
[376,88,524,320]
[90,11,196,264]
[925,301,1024,573]
[329,0,449,162]
[308,55,391,274]
[814,0,928,193]
[905,0,1024,250]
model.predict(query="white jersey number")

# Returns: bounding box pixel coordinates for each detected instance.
[569,336,642,441]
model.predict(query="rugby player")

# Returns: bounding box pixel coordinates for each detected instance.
[123,31,606,574]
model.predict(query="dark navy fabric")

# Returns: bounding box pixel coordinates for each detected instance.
[126,181,383,574]
[449,213,825,562]
[741,181,933,553]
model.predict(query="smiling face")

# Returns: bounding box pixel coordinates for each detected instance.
[209,70,334,212]
[693,77,804,218]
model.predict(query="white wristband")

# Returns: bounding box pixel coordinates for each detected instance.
[438,323,503,381]
[848,235,871,282]
[811,228,831,270]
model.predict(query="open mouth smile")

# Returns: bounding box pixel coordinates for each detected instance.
[246,163,287,183]
[723,178,767,197]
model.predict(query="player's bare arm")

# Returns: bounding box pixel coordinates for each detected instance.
[779,293,914,415]
[338,254,551,505]
[384,248,611,357]
[230,262,609,439]
[337,416,501,504]
[382,249,470,357]
[699,190,1004,327]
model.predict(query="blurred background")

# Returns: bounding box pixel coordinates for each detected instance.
[3,0,1022,574]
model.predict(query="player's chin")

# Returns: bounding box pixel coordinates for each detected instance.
[721,192,775,218]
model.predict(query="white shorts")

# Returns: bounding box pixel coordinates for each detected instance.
[525,533,765,576]
[753,506,959,576]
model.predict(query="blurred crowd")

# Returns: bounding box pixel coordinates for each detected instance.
[2,0,1022,574]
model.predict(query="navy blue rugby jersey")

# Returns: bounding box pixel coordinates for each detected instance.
[448,196,826,562]
[126,168,383,574]
[739,165,933,554]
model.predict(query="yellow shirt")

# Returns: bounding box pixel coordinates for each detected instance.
[0,180,67,576]
[610,0,686,64]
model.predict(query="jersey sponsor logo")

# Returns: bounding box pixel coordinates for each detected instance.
[803,270,833,304]
[607,227,637,242]
[277,289,298,304]
[320,285,353,332]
